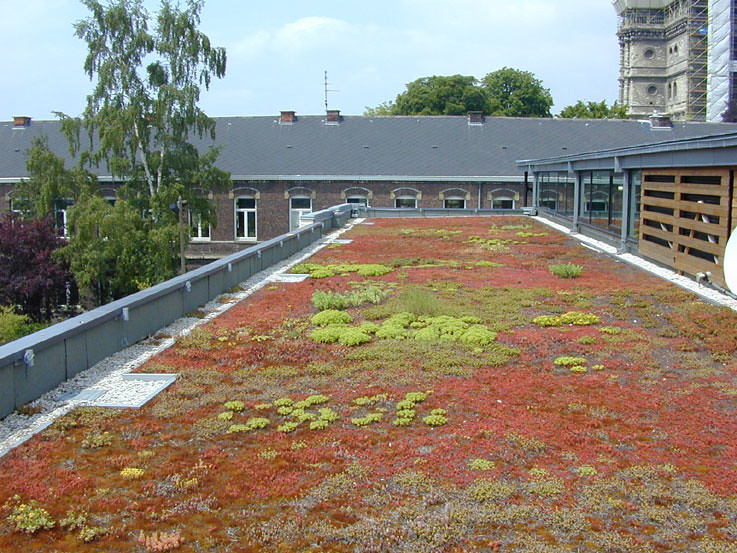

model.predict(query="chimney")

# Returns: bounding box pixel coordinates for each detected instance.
[468,111,484,125]
[326,109,342,124]
[12,116,31,127]
[649,112,672,130]
[280,111,296,124]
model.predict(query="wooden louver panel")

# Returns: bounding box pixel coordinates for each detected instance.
[638,168,735,288]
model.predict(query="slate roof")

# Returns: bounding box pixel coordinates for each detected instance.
[1,115,734,182]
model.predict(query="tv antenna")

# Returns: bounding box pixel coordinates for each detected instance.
[324,70,339,111]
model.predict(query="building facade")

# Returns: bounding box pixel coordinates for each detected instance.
[520,131,737,287]
[1,112,733,262]
[614,0,736,122]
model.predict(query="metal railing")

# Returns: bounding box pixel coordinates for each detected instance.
[0,204,354,418]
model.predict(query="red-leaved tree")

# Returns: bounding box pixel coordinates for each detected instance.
[0,214,75,321]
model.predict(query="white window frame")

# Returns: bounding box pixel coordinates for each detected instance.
[395,196,417,209]
[290,196,312,231]
[492,197,515,210]
[346,196,369,207]
[444,197,466,209]
[53,198,74,237]
[235,196,257,241]
[189,211,212,241]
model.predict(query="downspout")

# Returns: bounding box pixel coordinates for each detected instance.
[620,170,631,253]
[524,171,529,207]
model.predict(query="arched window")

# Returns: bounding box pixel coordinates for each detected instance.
[342,187,372,207]
[489,188,518,210]
[391,187,420,209]
[440,188,469,209]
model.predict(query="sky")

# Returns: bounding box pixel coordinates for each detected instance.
[1,0,621,120]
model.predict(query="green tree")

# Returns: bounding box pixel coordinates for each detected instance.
[367,75,489,116]
[58,0,229,291]
[12,137,96,220]
[558,100,628,119]
[481,67,553,118]
[59,195,176,304]
[363,101,395,116]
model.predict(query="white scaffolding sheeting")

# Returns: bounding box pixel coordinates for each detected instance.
[612,0,671,13]
[707,0,732,121]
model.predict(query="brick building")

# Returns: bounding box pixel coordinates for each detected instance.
[1,111,733,262]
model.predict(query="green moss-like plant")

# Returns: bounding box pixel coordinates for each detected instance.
[560,311,600,325]
[245,417,270,429]
[549,263,583,278]
[375,323,409,340]
[224,400,245,412]
[469,458,496,471]
[351,413,383,426]
[423,413,448,426]
[310,325,371,346]
[554,356,587,367]
[311,309,353,326]
[459,324,497,346]
[310,325,348,343]
[277,422,299,433]
[599,326,622,334]
[353,394,388,406]
[533,312,600,327]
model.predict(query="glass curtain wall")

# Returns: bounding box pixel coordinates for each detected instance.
[538,171,574,217]
[580,171,623,234]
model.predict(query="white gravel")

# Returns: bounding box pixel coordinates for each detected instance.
[0,222,359,458]
[533,216,737,311]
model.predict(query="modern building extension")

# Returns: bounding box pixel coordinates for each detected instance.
[520,130,737,288]
[614,0,737,122]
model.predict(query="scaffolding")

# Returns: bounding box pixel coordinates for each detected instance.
[684,0,708,121]
[615,0,711,121]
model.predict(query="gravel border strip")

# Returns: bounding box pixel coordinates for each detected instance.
[533,215,737,312]
[0,222,359,458]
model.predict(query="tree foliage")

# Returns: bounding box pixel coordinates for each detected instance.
[58,196,177,304]
[0,215,74,321]
[365,68,553,118]
[390,75,489,116]
[40,0,230,304]
[481,67,553,118]
[558,100,628,119]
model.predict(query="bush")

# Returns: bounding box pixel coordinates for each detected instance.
[0,306,30,345]
[549,263,583,278]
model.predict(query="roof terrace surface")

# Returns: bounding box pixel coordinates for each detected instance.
[1,216,736,551]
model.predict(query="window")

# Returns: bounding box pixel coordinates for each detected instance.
[644,48,655,59]
[235,197,257,240]
[9,199,22,215]
[647,85,658,95]
[53,198,74,237]
[346,196,369,207]
[189,212,211,241]
[492,198,514,210]
[289,196,311,231]
[395,197,417,209]
[444,198,465,209]
[540,197,558,210]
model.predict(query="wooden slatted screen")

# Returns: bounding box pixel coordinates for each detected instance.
[639,168,735,287]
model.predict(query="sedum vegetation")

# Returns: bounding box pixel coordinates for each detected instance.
[2,216,737,552]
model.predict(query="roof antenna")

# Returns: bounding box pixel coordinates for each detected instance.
[324,70,339,111]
